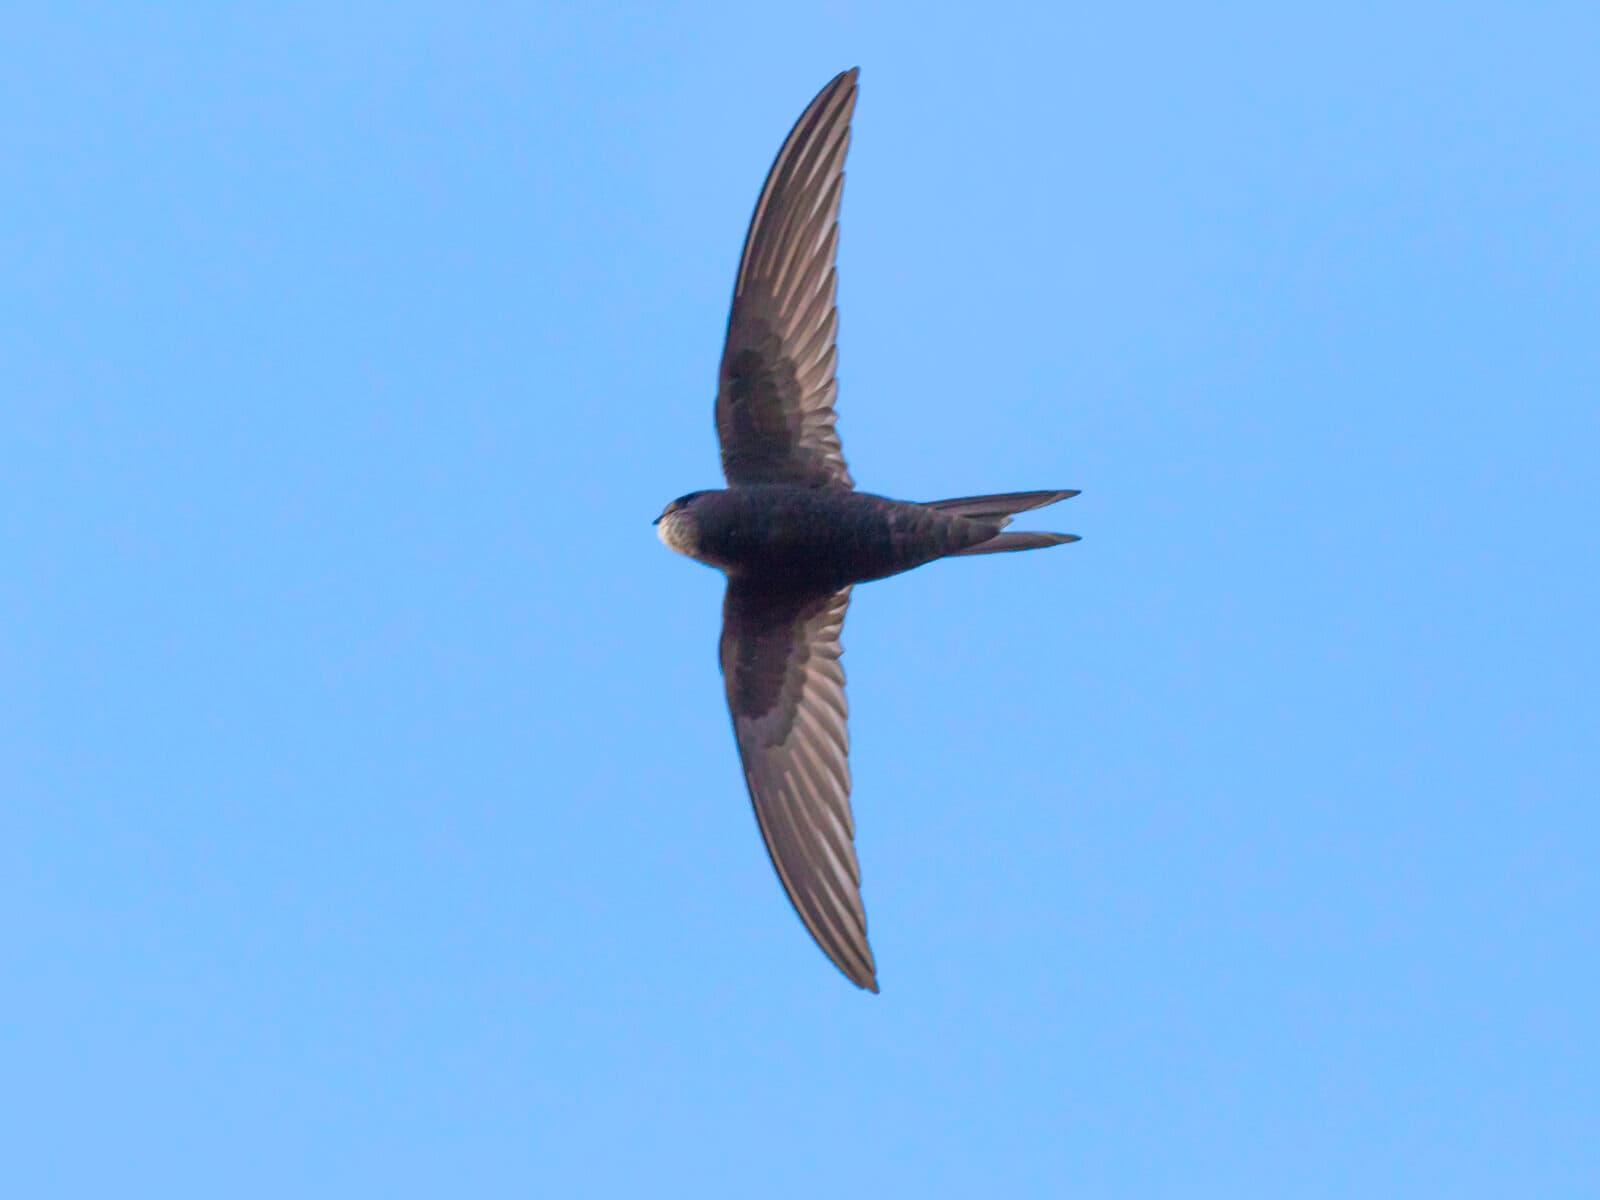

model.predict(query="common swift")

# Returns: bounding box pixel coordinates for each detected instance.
[656,68,1079,992]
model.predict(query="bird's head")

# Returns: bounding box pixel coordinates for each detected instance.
[654,491,707,557]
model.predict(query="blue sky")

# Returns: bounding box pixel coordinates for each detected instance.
[5,3,1597,1196]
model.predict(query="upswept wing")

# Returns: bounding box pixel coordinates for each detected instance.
[715,69,857,490]
[719,580,876,990]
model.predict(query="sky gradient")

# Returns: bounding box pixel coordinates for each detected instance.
[6,4,1598,1196]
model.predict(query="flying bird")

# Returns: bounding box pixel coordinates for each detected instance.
[656,68,1079,992]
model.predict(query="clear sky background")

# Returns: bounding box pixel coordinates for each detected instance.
[5,4,1597,1196]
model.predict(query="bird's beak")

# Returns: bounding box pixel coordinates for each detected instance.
[652,516,661,526]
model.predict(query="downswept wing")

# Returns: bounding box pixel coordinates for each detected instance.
[715,69,857,491]
[719,580,876,990]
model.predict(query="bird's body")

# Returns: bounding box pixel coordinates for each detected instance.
[659,485,1068,591]
[656,69,1079,992]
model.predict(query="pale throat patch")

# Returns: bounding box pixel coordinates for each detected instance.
[656,510,701,558]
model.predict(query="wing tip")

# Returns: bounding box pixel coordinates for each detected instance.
[826,68,860,108]
[841,958,879,993]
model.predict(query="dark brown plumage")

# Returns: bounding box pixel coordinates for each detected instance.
[656,69,1079,992]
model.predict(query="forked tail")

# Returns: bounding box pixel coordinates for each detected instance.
[926,489,1081,556]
